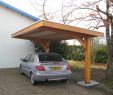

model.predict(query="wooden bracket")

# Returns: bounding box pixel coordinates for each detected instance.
[30,38,51,53]
[40,41,50,53]
[75,37,85,48]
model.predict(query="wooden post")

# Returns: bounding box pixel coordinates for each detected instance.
[84,37,91,84]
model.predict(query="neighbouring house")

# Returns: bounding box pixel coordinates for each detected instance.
[0,1,39,68]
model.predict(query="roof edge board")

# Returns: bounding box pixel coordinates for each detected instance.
[12,20,104,39]
[11,20,43,38]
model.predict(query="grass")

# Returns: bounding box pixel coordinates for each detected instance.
[69,60,113,95]
[96,79,113,95]
[69,60,107,70]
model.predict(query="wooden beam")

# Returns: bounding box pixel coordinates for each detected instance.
[84,37,91,84]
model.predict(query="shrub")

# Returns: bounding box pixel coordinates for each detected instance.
[66,45,84,61]
[35,42,107,64]
[95,45,108,64]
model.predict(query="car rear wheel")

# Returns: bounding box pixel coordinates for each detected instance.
[60,79,68,82]
[30,73,36,85]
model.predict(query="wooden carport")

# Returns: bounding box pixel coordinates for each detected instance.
[12,20,104,84]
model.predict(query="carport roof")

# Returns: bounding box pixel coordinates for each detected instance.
[12,20,104,84]
[12,20,104,41]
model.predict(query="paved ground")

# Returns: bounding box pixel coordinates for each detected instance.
[0,68,106,95]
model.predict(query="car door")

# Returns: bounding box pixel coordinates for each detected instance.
[21,54,31,75]
[25,54,35,77]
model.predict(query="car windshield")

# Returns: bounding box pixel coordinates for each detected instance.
[38,53,64,62]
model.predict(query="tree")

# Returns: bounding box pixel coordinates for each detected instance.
[31,0,113,79]
[105,0,113,79]
[64,0,113,79]
[30,0,68,57]
[91,38,100,64]
[30,0,55,20]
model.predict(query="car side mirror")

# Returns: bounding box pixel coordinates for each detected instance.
[20,58,28,62]
[20,58,24,61]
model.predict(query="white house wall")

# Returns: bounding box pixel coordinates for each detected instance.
[0,5,35,68]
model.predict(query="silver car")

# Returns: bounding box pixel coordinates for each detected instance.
[19,53,72,85]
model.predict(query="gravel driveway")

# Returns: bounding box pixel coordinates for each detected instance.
[0,68,105,95]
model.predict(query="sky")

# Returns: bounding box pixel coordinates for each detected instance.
[1,0,80,45]
[2,0,64,17]
[2,0,106,27]
[2,0,38,16]
[1,0,106,45]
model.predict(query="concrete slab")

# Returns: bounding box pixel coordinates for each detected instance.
[77,80,99,87]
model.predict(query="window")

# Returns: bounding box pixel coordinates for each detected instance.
[38,53,64,62]
[24,54,31,61]
[29,55,34,62]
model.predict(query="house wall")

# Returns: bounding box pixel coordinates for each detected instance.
[0,5,35,68]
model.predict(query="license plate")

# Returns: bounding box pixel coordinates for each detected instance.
[50,67,61,70]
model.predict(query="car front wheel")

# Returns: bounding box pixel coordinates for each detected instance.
[19,65,24,74]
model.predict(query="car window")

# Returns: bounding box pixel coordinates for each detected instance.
[38,54,64,62]
[24,54,31,61]
[28,55,34,62]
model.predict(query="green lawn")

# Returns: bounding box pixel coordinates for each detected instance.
[69,60,107,70]
[69,60,113,95]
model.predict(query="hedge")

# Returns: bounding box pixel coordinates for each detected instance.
[35,42,107,64]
